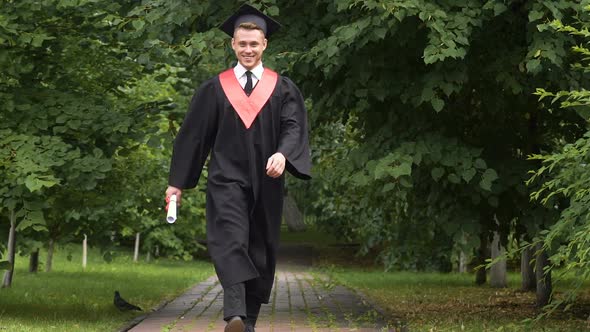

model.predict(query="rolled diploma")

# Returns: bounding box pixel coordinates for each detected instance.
[166,194,177,224]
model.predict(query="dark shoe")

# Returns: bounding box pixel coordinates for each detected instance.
[245,324,256,332]
[225,316,245,332]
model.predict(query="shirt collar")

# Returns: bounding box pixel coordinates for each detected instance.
[234,62,264,80]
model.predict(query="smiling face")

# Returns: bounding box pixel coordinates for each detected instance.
[231,27,267,70]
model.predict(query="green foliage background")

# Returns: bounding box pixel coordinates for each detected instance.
[0,0,589,311]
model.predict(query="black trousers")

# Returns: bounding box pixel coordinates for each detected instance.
[224,282,262,326]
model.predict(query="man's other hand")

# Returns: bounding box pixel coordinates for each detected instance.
[166,186,183,206]
[266,153,286,178]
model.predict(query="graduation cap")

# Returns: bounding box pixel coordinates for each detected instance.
[219,4,281,38]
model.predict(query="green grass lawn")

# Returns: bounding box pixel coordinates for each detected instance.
[282,226,590,331]
[0,245,214,332]
[326,268,590,331]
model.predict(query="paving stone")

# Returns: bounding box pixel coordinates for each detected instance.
[126,267,394,332]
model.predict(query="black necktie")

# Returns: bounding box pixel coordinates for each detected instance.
[244,71,253,96]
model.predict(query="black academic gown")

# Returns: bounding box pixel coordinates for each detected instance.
[168,70,311,303]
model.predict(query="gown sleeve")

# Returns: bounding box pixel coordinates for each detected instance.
[276,77,312,180]
[168,80,218,189]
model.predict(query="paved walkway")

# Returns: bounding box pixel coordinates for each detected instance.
[125,245,399,332]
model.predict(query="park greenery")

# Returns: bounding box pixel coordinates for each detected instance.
[1,0,590,329]
[327,269,590,331]
[0,246,213,331]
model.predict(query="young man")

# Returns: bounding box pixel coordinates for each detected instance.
[165,4,311,332]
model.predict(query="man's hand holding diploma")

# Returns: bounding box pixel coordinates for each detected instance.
[166,186,182,205]
[165,186,182,223]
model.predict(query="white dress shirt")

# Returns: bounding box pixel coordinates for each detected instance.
[234,62,264,90]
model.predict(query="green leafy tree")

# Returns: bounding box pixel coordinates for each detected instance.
[277,0,584,286]
[527,4,590,311]
[0,0,155,277]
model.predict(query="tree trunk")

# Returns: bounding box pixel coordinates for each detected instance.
[459,250,467,273]
[29,248,39,273]
[2,209,17,288]
[535,243,552,307]
[146,250,151,263]
[82,234,87,270]
[46,238,55,272]
[155,245,159,257]
[283,194,306,232]
[134,232,140,263]
[521,246,536,291]
[490,231,507,288]
[475,233,488,285]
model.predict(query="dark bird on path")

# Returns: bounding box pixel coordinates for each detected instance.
[114,290,143,311]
